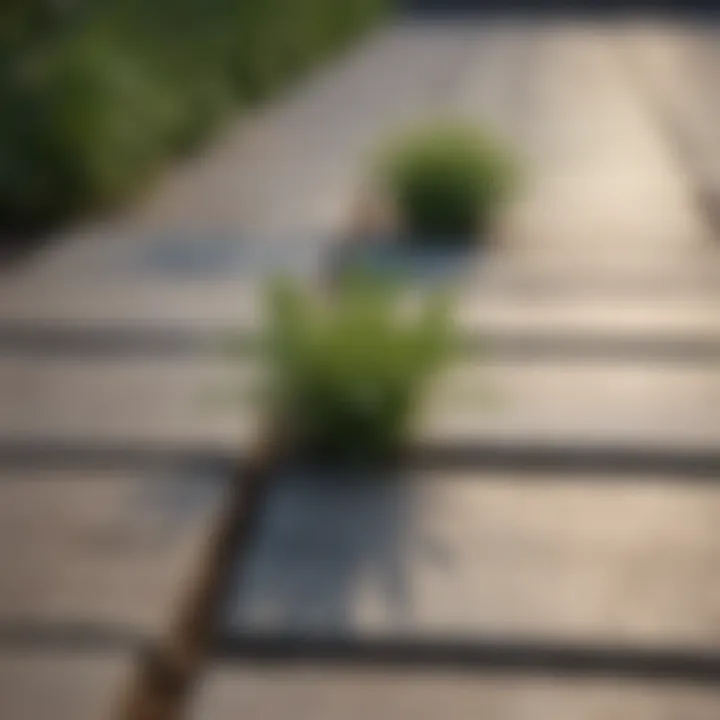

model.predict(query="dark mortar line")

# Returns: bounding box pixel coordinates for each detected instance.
[481,333,720,363]
[0,440,239,474]
[407,441,720,479]
[2,439,720,480]
[5,324,720,364]
[211,633,720,686]
[0,325,225,357]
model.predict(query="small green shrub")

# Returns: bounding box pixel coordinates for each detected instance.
[378,124,517,243]
[262,275,456,467]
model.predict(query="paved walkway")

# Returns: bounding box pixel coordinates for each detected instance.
[206,18,720,720]
[1,15,720,720]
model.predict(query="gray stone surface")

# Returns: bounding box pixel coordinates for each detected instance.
[4,18,720,720]
[0,355,256,452]
[193,666,720,720]
[620,22,720,202]
[516,26,710,271]
[457,23,720,326]
[224,472,720,650]
[6,270,720,341]
[0,650,132,720]
[456,288,720,338]
[422,359,720,452]
[0,24,535,720]
[3,270,720,343]
[0,276,264,330]
[2,24,715,347]
[0,22,534,326]
[0,469,229,640]
[3,23,529,282]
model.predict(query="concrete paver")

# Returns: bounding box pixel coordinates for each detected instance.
[224,471,720,650]
[0,651,133,720]
[193,666,720,720]
[423,359,720,452]
[0,469,229,640]
[477,24,718,286]
[619,22,720,206]
[0,469,232,719]
[0,356,255,453]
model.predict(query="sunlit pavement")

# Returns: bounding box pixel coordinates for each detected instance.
[2,15,720,720]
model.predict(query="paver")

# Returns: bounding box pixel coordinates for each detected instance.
[620,22,720,207]
[0,468,233,719]
[0,355,255,454]
[423,358,720,454]
[0,469,230,642]
[223,471,720,650]
[0,272,269,334]
[193,666,720,720]
[502,26,712,273]
[4,343,720,461]
[0,651,133,720]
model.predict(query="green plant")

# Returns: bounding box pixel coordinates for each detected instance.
[1,0,391,231]
[262,275,456,466]
[378,123,517,243]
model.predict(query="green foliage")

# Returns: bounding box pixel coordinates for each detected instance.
[378,123,518,243]
[262,275,456,467]
[1,0,391,230]
[1,36,185,224]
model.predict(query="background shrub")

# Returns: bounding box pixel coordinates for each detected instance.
[262,275,456,467]
[0,0,391,231]
[378,124,517,243]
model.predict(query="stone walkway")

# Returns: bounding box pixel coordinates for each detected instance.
[1,15,720,720]
[0,21,489,720]
[205,18,720,720]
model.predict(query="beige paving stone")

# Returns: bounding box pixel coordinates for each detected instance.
[422,358,720,452]
[0,650,133,720]
[0,355,256,452]
[193,666,720,720]
[0,469,229,639]
[224,471,720,650]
